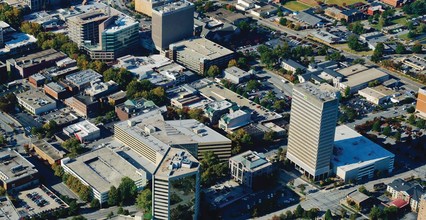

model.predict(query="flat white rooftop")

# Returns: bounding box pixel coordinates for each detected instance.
[332,125,394,171]
[63,120,99,135]
[103,16,138,34]
[115,55,173,78]
[295,81,337,102]
[170,38,234,61]
[153,0,193,14]
[63,147,145,194]
[0,33,37,55]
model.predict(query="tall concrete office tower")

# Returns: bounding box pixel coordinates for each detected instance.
[286,82,339,180]
[151,0,194,51]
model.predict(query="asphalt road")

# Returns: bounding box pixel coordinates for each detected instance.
[258,68,294,97]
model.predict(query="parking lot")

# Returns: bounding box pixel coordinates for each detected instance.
[16,186,67,218]
[342,96,376,116]
[199,83,282,122]
[203,180,252,209]
[15,112,42,131]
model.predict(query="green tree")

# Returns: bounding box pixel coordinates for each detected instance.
[246,80,260,91]
[90,199,100,209]
[104,68,133,89]
[0,186,5,196]
[383,206,398,220]
[417,23,426,34]
[52,163,64,177]
[107,211,114,219]
[20,21,43,36]
[118,177,137,202]
[62,137,83,157]
[117,206,124,214]
[407,106,415,113]
[263,131,275,142]
[352,58,365,65]
[395,43,406,54]
[108,186,119,206]
[359,185,368,194]
[324,209,333,220]
[200,151,228,186]
[79,185,91,202]
[136,188,152,212]
[326,51,344,61]
[237,57,248,68]
[394,131,401,142]
[369,206,382,220]
[294,205,304,218]
[371,43,384,63]
[372,121,381,132]
[412,41,423,54]
[382,126,392,137]
[416,118,425,129]
[228,59,237,68]
[188,108,204,121]
[206,65,220,77]
[378,15,386,29]
[407,31,416,39]
[348,21,364,34]
[126,80,154,99]
[408,114,416,124]
[344,86,351,97]
[279,17,287,26]
[72,216,87,220]
[273,100,286,112]
[368,80,379,87]
[348,34,365,51]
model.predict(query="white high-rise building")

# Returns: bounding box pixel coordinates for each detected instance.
[286,82,339,180]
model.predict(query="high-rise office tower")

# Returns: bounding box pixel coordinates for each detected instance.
[67,10,139,60]
[151,0,194,51]
[152,148,200,220]
[286,82,339,180]
[135,0,173,17]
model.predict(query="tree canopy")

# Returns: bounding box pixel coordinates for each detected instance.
[136,188,152,213]
[207,65,221,77]
[200,151,228,186]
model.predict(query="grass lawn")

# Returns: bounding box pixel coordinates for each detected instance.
[399,33,410,41]
[298,0,319,6]
[283,1,311,11]
[392,17,408,25]
[334,43,374,56]
[319,0,366,6]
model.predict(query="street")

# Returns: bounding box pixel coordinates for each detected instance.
[259,163,426,220]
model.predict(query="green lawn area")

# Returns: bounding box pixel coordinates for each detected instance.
[320,0,366,6]
[392,17,408,25]
[283,1,311,11]
[334,43,374,56]
[399,33,410,41]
